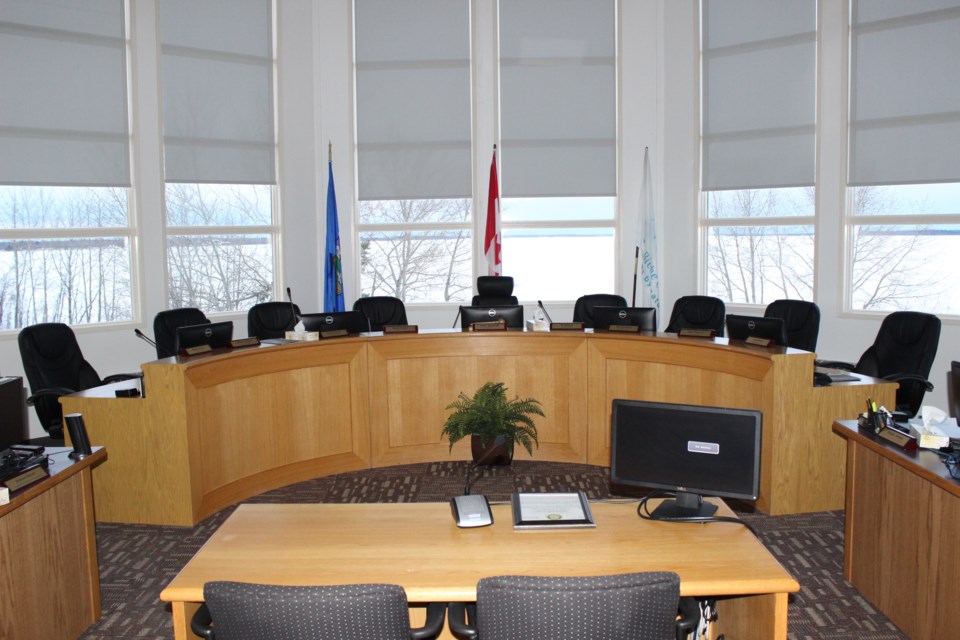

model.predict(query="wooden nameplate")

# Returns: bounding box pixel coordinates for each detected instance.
[745,336,775,347]
[319,329,350,339]
[678,328,716,338]
[550,322,585,331]
[1,464,48,492]
[383,324,419,334]
[183,344,212,355]
[876,424,917,451]
[231,337,260,348]
[607,324,640,333]
[470,319,508,332]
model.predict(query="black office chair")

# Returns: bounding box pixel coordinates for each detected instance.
[952,361,960,419]
[18,323,141,441]
[153,307,208,359]
[764,299,820,352]
[665,296,726,337]
[572,293,627,328]
[472,276,518,306]
[353,296,408,331]
[191,581,445,640]
[448,572,698,640]
[248,301,301,340]
[818,311,941,417]
[299,310,370,334]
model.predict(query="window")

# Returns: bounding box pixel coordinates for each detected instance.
[846,1,960,316]
[159,0,278,312]
[700,0,817,305]
[0,0,133,330]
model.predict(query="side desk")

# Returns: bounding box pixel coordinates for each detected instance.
[833,421,960,640]
[160,501,800,640]
[0,447,106,640]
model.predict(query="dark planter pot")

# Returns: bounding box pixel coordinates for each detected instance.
[470,434,513,466]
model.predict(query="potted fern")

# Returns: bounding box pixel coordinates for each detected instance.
[441,382,544,465]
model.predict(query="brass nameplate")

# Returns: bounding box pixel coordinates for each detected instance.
[383,324,419,334]
[678,328,716,338]
[319,329,349,338]
[550,322,585,331]
[877,426,917,451]
[608,324,640,333]
[470,320,507,332]
[231,337,260,348]
[745,336,774,347]
[2,465,48,492]
[183,344,212,355]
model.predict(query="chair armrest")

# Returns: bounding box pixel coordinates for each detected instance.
[814,360,855,371]
[675,597,701,640]
[190,603,215,638]
[26,387,78,405]
[447,602,478,640]
[102,372,144,384]
[881,373,934,391]
[410,602,447,640]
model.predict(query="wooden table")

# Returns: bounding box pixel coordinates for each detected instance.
[161,501,799,640]
[0,447,106,640]
[833,420,960,640]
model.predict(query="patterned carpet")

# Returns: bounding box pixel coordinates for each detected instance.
[78,461,907,640]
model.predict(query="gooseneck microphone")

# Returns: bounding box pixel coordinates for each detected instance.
[135,328,174,358]
[286,287,300,328]
[537,300,553,323]
[451,305,463,329]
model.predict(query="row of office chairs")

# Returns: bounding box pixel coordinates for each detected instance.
[191,573,697,640]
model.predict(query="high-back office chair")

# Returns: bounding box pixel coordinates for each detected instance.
[447,572,697,640]
[153,307,208,359]
[18,323,141,441]
[247,301,301,340]
[665,295,726,337]
[572,293,627,328]
[353,296,408,331]
[472,276,519,306]
[764,299,820,352]
[952,361,960,418]
[819,311,941,417]
[190,581,445,640]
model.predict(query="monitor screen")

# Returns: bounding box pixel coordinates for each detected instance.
[459,305,525,330]
[592,306,657,332]
[610,399,762,518]
[300,311,369,334]
[725,314,787,346]
[175,320,233,353]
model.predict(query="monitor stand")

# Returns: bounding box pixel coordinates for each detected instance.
[650,491,718,519]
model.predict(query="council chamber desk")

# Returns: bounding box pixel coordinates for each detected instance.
[61,331,895,525]
[160,501,800,640]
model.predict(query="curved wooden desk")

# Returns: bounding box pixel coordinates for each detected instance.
[62,331,895,525]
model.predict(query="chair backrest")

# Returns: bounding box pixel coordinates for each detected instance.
[18,323,102,437]
[472,276,518,306]
[248,302,301,339]
[474,572,680,640]
[353,296,408,331]
[764,299,820,352]
[153,308,208,359]
[665,296,726,337]
[300,310,370,334]
[952,361,960,419]
[572,293,627,328]
[201,582,415,640]
[855,311,941,415]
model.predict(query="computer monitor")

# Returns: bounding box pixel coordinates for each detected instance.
[592,306,657,332]
[459,305,525,330]
[175,320,234,353]
[725,314,787,346]
[610,399,762,519]
[300,311,370,334]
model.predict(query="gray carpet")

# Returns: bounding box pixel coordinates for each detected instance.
[79,460,907,640]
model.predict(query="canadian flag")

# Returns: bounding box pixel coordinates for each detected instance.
[484,147,502,276]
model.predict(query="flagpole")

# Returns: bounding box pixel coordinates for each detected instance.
[632,246,639,307]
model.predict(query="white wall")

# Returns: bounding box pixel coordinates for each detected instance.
[2,0,956,439]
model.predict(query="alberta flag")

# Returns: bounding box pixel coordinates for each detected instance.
[324,160,345,312]
[636,147,660,315]
[484,147,502,276]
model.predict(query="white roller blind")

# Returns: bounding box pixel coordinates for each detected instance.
[159,0,275,185]
[355,0,471,200]
[701,0,816,191]
[0,0,129,187]
[849,0,960,186]
[499,0,616,198]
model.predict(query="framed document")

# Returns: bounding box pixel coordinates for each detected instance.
[511,491,596,529]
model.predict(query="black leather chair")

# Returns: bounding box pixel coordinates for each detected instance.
[18,323,141,441]
[153,307,208,359]
[353,296,408,331]
[818,311,941,417]
[952,360,960,419]
[764,299,820,352]
[572,293,627,328]
[248,302,301,340]
[191,581,445,640]
[448,572,698,640]
[472,276,518,306]
[665,296,726,337]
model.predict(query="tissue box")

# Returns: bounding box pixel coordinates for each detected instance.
[909,423,950,449]
[525,320,550,332]
[285,330,319,341]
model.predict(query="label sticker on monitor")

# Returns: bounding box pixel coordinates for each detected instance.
[687,441,719,455]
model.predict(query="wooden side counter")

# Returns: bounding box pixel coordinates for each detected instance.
[62,331,895,525]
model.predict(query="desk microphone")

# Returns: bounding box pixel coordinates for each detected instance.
[537,300,553,323]
[135,328,174,358]
[451,305,463,329]
[286,287,300,328]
